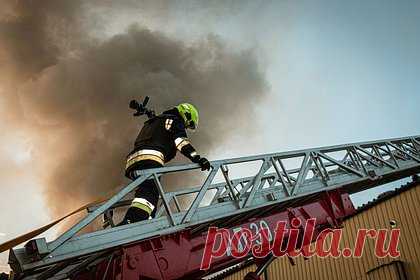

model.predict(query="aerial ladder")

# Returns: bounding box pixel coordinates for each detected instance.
[3,135,420,280]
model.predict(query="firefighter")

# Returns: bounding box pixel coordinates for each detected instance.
[120,103,210,225]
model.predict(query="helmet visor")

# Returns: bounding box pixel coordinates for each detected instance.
[185,112,196,130]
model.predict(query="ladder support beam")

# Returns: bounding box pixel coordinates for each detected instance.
[9,135,420,278]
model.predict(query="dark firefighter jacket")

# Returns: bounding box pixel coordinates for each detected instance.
[125,108,197,177]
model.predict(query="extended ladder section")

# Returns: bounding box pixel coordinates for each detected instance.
[8,135,420,279]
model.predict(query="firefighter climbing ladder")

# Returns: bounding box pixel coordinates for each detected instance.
[7,135,420,279]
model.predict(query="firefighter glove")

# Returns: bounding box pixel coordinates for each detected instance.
[198,157,211,171]
[192,155,211,171]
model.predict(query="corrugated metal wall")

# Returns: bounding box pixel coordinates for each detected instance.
[224,184,420,280]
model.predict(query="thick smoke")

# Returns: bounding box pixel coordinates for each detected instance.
[0,0,83,81]
[0,1,267,219]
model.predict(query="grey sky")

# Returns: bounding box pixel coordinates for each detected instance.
[109,0,420,203]
[97,0,420,152]
[1,0,420,271]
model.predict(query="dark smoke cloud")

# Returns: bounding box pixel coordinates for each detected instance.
[0,1,267,219]
[0,0,83,82]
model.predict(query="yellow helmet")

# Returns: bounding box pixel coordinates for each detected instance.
[176,103,199,130]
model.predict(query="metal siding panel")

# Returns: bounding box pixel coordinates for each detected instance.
[296,257,303,280]
[326,241,335,279]
[337,221,350,279]
[353,213,369,276]
[378,199,391,251]
[395,189,415,277]
[315,244,325,280]
[357,209,375,275]
[283,257,290,280]
[303,248,313,279]
[292,258,300,280]
[271,256,285,280]
[387,193,405,262]
[266,260,273,280]
[224,184,420,280]
[369,200,384,271]
[274,257,284,280]
[277,257,286,280]
[390,192,413,278]
[350,214,360,275]
[364,208,379,273]
[336,225,348,280]
[413,187,420,277]
[328,227,343,279]
[382,204,396,272]
[379,265,387,279]
[341,223,354,279]
[405,187,420,246]
[314,251,325,280]
[302,252,311,280]
[404,187,420,278]
[367,262,399,280]
[323,248,334,280]
[306,258,314,280]
[412,186,420,278]
[287,258,293,280]
[311,256,322,280]
[274,257,283,280]
[274,257,282,279]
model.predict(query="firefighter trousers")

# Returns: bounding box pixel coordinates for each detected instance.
[122,160,163,224]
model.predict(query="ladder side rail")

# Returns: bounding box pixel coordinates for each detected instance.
[37,138,420,250]
[48,175,150,252]
[11,135,420,273]
[291,153,313,195]
[241,158,272,208]
[49,163,203,252]
[388,142,420,162]
[181,166,219,223]
[15,158,420,272]
[153,174,176,226]
[40,138,420,242]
